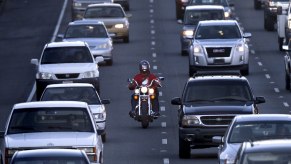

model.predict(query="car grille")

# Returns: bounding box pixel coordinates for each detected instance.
[206,47,232,58]
[55,73,79,79]
[200,115,234,126]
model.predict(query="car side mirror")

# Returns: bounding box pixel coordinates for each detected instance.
[212,136,223,144]
[31,59,39,66]
[95,56,104,63]
[159,77,165,81]
[255,96,266,104]
[101,99,110,104]
[171,97,182,105]
[243,33,252,38]
[177,19,183,24]
[109,33,116,38]
[0,131,5,138]
[126,13,132,18]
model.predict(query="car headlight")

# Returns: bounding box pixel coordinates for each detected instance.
[224,11,230,18]
[236,44,244,52]
[193,44,202,55]
[141,87,148,94]
[114,24,124,28]
[37,72,53,79]
[134,89,140,94]
[81,70,98,78]
[182,115,200,126]
[183,30,193,37]
[94,113,105,120]
[76,147,95,153]
[74,2,82,7]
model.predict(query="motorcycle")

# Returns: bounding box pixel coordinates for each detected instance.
[128,77,164,128]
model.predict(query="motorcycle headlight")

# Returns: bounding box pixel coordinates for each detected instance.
[236,44,244,52]
[37,72,53,79]
[114,24,124,29]
[182,30,194,37]
[74,2,82,7]
[193,44,202,55]
[141,87,148,94]
[148,88,155,94]
[134,89,140,94]
[182,115,200,126]
[82,70,98,78]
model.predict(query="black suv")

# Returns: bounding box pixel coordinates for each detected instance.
[171,72,265,158]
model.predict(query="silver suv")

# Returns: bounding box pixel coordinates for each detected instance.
[188,20,251,76]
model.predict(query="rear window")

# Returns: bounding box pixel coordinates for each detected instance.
[195,24,241,39]
[12,157,89,164]
[65,25,108,38]
[84,6,125,18]
[184,9,224,25]
[189,0,228,6]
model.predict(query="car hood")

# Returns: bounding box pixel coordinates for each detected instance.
[220,143,241,160]
[89,104,105,114]
[63,38,111,47]
[83,18,127,25]
[39,63,98,74]
[182,25,197,31]
[5,132,97,148]
[195,39,243,47]
[183,104,253,115]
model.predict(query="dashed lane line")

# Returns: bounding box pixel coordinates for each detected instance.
[265,74,271,79]
[284,102,289,107]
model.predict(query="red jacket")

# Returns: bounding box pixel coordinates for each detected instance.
[128,73,160,90]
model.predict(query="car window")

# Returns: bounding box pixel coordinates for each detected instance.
[183,80,252,103]
[228,121,291,143]
[7,107,94,134]
[41,47,93,64]
[12,158,89,164]
[184,9,224,25]
[84,6,125,18]
[195,24,241,39]
[189,0,228,6]
[65,25,108,38]
[41,87,101,105]
[242,152,291,164]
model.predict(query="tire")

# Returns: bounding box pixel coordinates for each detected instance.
[101,133,106,143]
[181,50,188,56]
[107,59,113,66]
[123,36,129,43]
[140,101,149,129]
[36,87,43,101]
[279,37,284,51]
[179,138,191,159]
[240,67,249,76]
[254,0,261,10]
[189,67,196,77]
[285,73,290,90]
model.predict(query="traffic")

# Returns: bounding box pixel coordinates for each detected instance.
[1,0,291,163]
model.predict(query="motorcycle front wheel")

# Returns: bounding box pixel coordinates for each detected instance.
[140,101,149,129]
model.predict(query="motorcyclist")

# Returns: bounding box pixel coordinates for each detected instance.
[128,60,161,118]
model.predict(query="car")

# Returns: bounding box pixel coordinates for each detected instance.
[263,0,289,31]
[83,3,131,43]
[213,114,291,164]
[31,41,104,100]
[171,71,265,159]
[58,20,114,65]
[188,20,251,76]
[0,101,103,164]
[71,0,113,20]
[179,5,225,56]
[10,149,91,164]
[114,0,130,11]
[40,83,110,142]
[234,139,291,164]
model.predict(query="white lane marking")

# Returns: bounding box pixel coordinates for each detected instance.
[250,50,255,55]
[161,122,167,128]
[152,53,157,57]
[149,0,154,3]
[27,0,68,102]
[150,19,155,24]
[150,9,154,13]
[153,65,158,70]
[265,74,271,79]
[163,158,170,164]
[151,41,156,46]
[151,47,155,50]
[151,30,155,34]
[284,102,289,107]
[249,44,253,47]
[162,139,167,144]
[160,150,167,153]
[160,100,166,103]
[274,88,280,93]
[160,106,165,111]
[258,62,263,66]
[161,131,167,134]
[159,91,162,96]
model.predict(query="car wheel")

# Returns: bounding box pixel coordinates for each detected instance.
[107,59,113,66]
[254,0,261,10]
[189,67,196,77]
[179,138,191,159]
[123,36,129,43]
[181,50,188,56]
[240,67,249,76]
[36,85,44,101]
[285,73,290,90]
[279,37,284,51]
[101,133,106,143]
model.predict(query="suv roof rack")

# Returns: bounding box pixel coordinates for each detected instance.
[193,71,242,78]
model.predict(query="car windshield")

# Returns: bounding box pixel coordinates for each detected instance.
[41,87,101,105]
[64,25,108,38]
[242,152,291,164]
[183,80,252,103]
[7,107,94,134]
[184,9,224,25]
[41,47,93,64]
[195,24,241,39]
[228,121,291,143]
[84,6,125,18]
[189,0,228,6]
[12,157,89,164]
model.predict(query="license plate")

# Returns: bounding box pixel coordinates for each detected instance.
[214,59,225,64]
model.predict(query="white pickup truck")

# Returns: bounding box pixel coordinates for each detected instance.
[277,3,291,51]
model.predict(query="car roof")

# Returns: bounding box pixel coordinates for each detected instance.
[46,41,86,48]
[13,101,89,109]
[14,149,86,158]
[69,19,105,26]
[46,83,95,88]
[243,139,291,153]
[88,3,122,8]
[234,114,291,122]
[186,5,225,10]
[198,20,238,26]
[189,71,248,82]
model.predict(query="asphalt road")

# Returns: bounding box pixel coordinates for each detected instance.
[0,0,291,163]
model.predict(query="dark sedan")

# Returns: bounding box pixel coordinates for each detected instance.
[10,149,91,164]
